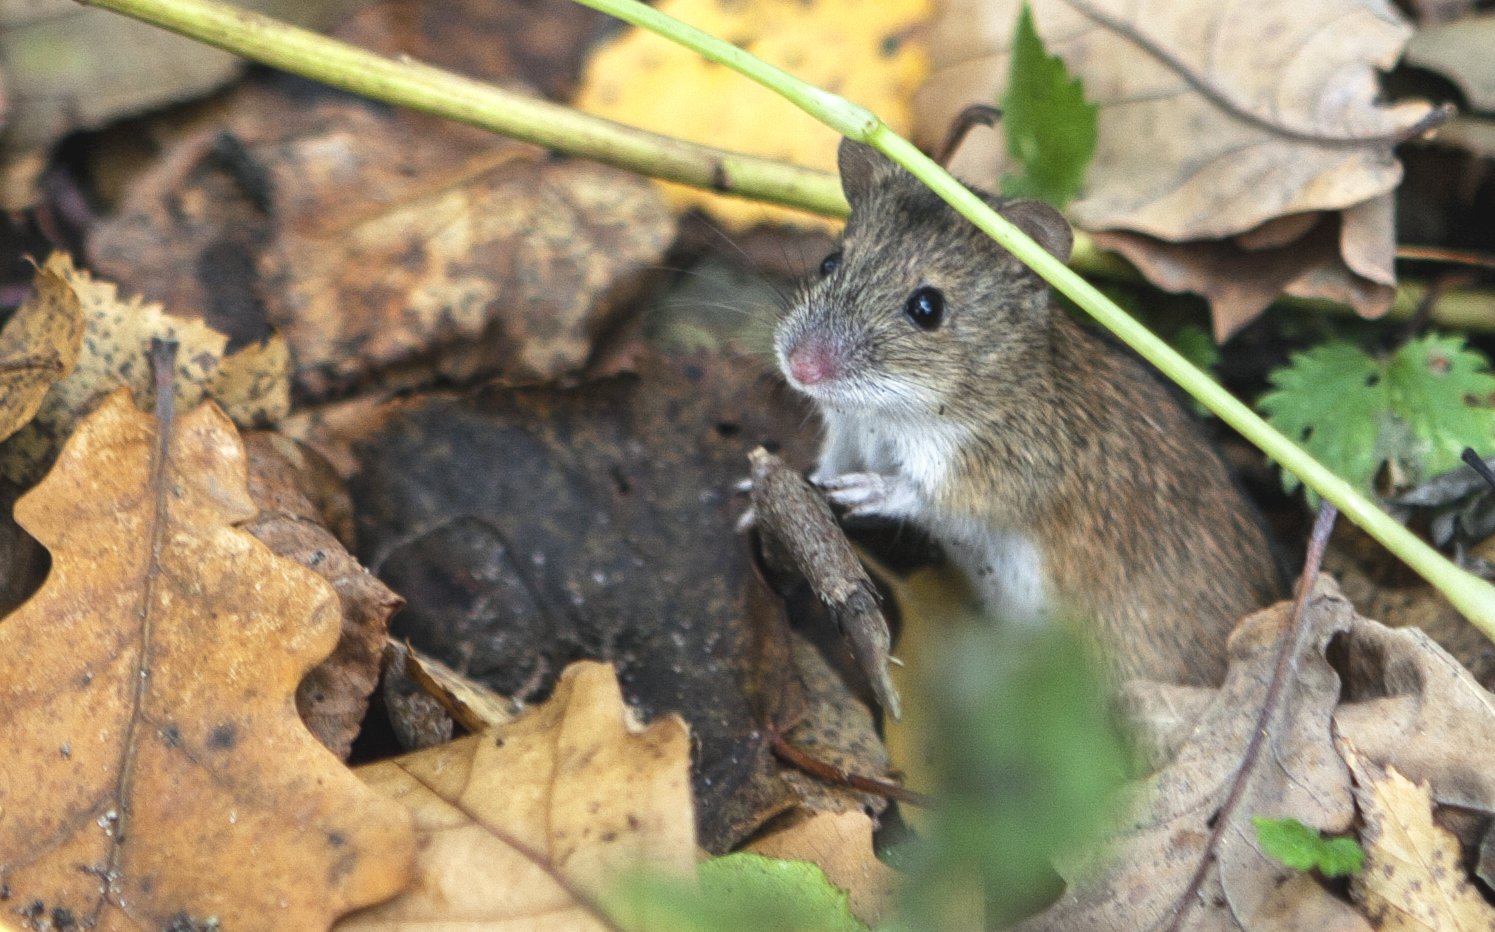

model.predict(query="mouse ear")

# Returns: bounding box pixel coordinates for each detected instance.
[995,199,1074,264]
[838,139,894,210]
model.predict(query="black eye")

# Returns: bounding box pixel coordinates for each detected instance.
[904,286,945,330]
[819,251,842,277]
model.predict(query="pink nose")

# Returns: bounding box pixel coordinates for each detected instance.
[787,341,838,386]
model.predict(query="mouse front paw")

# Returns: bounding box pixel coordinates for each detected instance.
[817,472,919,520]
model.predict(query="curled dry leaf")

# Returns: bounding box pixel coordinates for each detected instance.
[341,661,695,931]
[1019,577,1367,931]
[917,0,1433,335]
[0,252,290,485]
[381,641,456,753]
[0,390,414,929]
[243,431,401,760]
[0,258,83,444]
[748,446,900,718]
[1343,749,1495,931]
[400,642,520,733]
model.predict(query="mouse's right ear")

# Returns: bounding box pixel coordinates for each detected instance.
[838,139,893,210]
[995,199,1074,265]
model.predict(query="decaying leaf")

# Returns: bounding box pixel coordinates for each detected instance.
[0,258,83,444]
[90,87,675,400]
[341,661,695,930]
[1019,577,1367,930]
[381,641,456,753]
[746,810,897,926]
[244,431,401,759]
[917,0,1435,335]
[0,390,414,929]
[1344,749,1495,930]
[0,0,357,208]
[574,0,930,228]
[0,252,290,485]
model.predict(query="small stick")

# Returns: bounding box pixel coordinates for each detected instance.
[1165,499,1338,932]
[770,731,933,809]
[1462,447,1495,492]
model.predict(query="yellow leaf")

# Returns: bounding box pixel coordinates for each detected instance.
[575,0,931,228]
[342,661,695,929]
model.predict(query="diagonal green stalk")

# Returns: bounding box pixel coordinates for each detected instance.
[73,0,1495,636]
[566,0,1495,639]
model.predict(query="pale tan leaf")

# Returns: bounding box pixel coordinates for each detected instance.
[402,643,520,733]
[1345,749,1495,931]
[341,661,695,930]
[747,810,897,926]
[1406,13,1495,112]
[0,390,414,929]
[0,255,83,443]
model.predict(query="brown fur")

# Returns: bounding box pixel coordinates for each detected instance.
[777,141,1283,686]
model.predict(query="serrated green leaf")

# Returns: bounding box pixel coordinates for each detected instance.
[1259,341,1386,496]
[1000,3,1097,206]
[1254,816,1365,878]
[1388,334,1495,482]
[1258,335,1495,501]
[615,853,867,932]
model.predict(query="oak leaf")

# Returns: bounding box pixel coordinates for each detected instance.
[341,660,695,930]
[0,390,414,930]
[0,257,84,445]
[917,0,1434,335]
[0,252,290,485]
[1018,577,1369,930]
[1344,750,1495,930]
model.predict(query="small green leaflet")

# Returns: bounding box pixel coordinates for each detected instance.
[1254,817,1365,878]
[617,853,867,932]
[1001,3,1097,207]
[1259,335,1495,499]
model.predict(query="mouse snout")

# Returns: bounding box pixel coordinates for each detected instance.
[786,338,841,386]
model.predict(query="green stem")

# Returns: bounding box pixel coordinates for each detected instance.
[75,0,1495,635]
[76,0,847,216]
[573,0,1495,637]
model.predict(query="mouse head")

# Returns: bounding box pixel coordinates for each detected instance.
[775,139,1072,418]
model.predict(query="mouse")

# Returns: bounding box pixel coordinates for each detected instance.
[773,139,1284,687]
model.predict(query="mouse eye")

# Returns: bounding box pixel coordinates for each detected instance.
[818,251,842,277]
[904,286,945,331]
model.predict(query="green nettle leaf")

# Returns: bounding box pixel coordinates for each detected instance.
[1000,3,1098,206]
[1254,817,1365,878]
[615,853,867,932]
[1259,335,1495,500]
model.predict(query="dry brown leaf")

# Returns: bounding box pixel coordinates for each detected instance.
[0,252,290,485]
[1344,749,1495,931]
[917,0,1432,335]
[0,259,83,444]
[0,0,357,208]
[341,661,695,930]
[243,431,401,759]
[90,90,676,400]
[401,643,520,733]
[381,641,456,752]
[1018,577,1369,931]
[747,810,897,926]
[0,390,414,929]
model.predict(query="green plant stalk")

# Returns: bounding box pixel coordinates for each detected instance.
[567,0,1495,637]
[60,0,1495,334]
[76,0,1495,633]
[76,0,848,217]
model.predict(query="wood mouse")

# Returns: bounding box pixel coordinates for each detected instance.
[773,139,1283,686]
